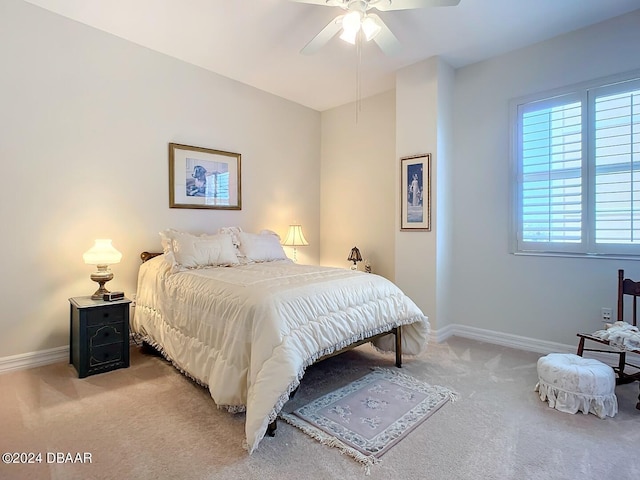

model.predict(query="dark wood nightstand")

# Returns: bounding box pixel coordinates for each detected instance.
[69,296,131,378]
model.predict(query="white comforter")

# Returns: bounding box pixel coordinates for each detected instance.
[132,257,429,453]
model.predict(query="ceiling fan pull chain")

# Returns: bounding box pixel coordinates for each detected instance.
[355,30,362,123]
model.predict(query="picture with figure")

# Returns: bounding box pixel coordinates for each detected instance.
[407,163,423,222]
[169,143,241,210]
[185,158,230,202]
[400,154,430,231]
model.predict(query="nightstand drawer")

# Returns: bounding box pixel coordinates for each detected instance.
[86,306,125,326]
[88,323,125,348]
[89,343,124,367]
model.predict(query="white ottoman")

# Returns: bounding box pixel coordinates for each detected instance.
[535,353,617,418]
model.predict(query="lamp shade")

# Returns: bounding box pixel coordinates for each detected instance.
[361,16,381,41]
[282,225,309,247]
[83,239,122,265]
[342,11,362,34]
[339,10,362,44]
[348,246,362,265]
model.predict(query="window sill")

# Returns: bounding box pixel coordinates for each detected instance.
[513,251,640,261]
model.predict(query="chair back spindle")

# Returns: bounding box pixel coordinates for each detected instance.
[618,269,640,327]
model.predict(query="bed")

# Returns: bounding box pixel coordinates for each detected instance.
[131,229,430,453]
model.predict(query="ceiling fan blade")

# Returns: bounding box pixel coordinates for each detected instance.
[369,15,401,56]
[289,0,345,6]
[373,0,460,11]
[301,16,344,55]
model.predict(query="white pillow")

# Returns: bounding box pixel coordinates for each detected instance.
[159,228,178,267]
[237,231,288,262]
[217,226,243,248]
[218,226,248,264]
[159,230,239,271]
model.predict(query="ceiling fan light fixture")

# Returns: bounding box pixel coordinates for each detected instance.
[296,0,461,55]
[342,10,362,31]
[361,15,381,41]
[340,10,362,44]
[339,28,358,44]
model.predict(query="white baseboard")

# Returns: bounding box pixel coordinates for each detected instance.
[433,323,640,369]
[0,338,143,375]
[1,325,637,375]
[434,324,576,355]
[0,346,69,375]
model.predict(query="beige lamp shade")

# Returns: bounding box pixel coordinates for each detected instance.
[282,225,308,263]
[282,225,309,247]
[83,239,122,265]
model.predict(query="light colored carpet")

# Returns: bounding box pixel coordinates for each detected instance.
[1,337,640,480]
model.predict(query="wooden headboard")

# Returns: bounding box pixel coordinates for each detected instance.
[140,251,162,263]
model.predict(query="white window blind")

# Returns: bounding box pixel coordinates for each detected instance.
[593,86,640,247]
[520,98,583,245]
[514,74,640,257]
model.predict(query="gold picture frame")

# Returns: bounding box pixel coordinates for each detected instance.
[169,143,241,210]
[400,153,431,231]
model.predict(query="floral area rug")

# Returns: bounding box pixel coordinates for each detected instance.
[280,368,456,474]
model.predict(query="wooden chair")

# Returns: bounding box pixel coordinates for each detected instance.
[577,269,640,385]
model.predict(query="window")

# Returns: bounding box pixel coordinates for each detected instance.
[513,73,640,257]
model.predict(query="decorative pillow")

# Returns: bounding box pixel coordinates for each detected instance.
[218,226,247,263]
[217,226,243,248]
[159,228,179,267]
[237,231,288,262]
[159,230,239,272]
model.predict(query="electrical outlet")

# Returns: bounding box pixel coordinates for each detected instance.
[601,307,612,322]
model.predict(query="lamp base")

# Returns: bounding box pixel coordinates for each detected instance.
[90,266,113,300]
[91,285,111,300]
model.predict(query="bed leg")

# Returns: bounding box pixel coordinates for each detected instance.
[267,420,277,437]
[395,326,402,368]
[266,387,298,438]
[290,386,299,399]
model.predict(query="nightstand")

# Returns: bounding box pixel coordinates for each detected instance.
[69,296,131,378]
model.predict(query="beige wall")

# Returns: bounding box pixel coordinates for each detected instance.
[320,91,396,280]
[3,0,640,363]
[394,59,441,326]
[322,11,640,344]
[0,0,320,358]
[449,10,640,345]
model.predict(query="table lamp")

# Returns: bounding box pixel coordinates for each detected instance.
[348,246,362,270]
[282,224,309,263]
[83,239,122,300]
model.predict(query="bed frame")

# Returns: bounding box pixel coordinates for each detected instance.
[139,251,403,436]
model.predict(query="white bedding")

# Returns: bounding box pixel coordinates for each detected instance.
[132,256,430,453]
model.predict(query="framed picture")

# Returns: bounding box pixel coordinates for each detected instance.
[400,153,431,231]
[169,143,241,210]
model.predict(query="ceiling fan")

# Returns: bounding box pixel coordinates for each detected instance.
[290,0,461,56]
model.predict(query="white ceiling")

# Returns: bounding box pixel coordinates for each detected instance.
[24,0,640,111]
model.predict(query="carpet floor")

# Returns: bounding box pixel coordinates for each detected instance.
[1,337,640,480]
